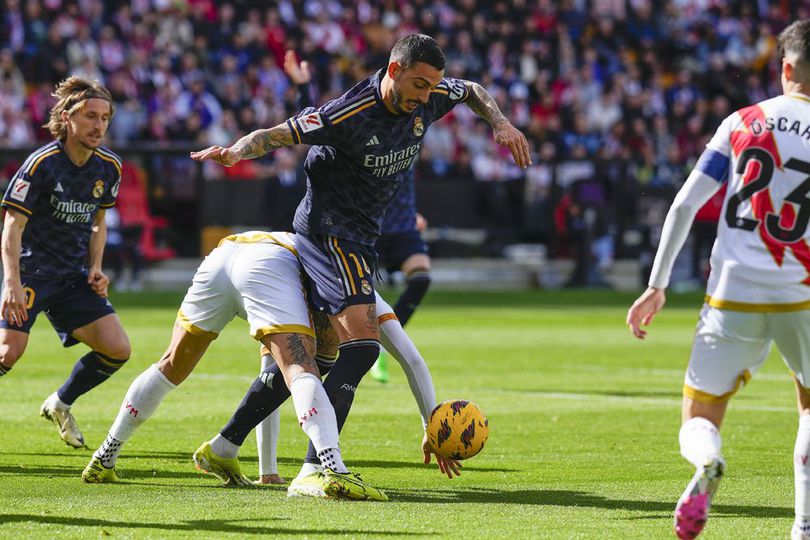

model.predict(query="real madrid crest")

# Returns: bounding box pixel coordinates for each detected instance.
[361,279,372,295]
[413,116,424,137]
[92,180,104,199]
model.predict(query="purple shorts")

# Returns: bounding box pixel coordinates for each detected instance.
[294,233,377,315]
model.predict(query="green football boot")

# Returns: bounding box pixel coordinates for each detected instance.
[322,469,388,501]
[192,442,253,487]
[82,456,119,483]
[287,470,328,498]
[369,352,389,383]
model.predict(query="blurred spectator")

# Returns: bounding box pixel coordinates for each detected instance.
[104,207,144,292]
[562,114,602,158]
[66,24,98,71]
[173,74,222,130]
[0,48,25,97]
[0,0,801,274]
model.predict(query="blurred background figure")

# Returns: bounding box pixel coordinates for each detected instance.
[104,206,144,292]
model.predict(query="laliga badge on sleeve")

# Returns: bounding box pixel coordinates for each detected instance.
[300,112,324,133]
[10,178,30,202]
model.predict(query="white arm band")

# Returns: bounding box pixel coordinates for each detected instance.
[648,171,723,289]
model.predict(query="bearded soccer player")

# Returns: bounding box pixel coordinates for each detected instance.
[280,50,433,385]
[627,20,810,540]
[192,33,529,495]
[0,77,129,448]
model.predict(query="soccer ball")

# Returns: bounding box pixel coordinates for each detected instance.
[427,399,489,460]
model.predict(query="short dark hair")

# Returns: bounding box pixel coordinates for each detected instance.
[779,20,810,63]
[390,34,445,71]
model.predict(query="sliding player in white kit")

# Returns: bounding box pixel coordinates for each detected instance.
[81,231,386,500]
[627,21,810,540]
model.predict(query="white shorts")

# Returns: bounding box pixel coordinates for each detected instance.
[178,239,313,340]
[684,304,810,402]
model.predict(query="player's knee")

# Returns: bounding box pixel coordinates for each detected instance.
[682,397,727,428]
[315,354,337,376]
[406,268,431,287]
[97,337,130,363]
[0,342,23,370]
[795,377,810,413]
[107,342,131,362]
[331,304,380,341]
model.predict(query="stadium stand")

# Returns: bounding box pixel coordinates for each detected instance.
[0,0,805,283]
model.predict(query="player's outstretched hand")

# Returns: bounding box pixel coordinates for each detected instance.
[190,145,240,167]
[284,50,311,84]
[1,281,28,327]
[88,268,110,298]
[493,121,532,169]
[626,287,666,340]
[422,433,462,479]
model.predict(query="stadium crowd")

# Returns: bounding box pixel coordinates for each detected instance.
[0,0,806,265]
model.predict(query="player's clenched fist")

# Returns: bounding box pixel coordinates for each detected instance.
[87,268,110,298]
[190,145,240,167]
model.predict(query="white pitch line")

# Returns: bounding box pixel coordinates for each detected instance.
[574,363,793,383]
[188,370,796,413]
[188,373,254,383]
[483,387,795,413]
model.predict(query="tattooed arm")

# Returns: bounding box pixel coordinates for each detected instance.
[463,81,532,169]
[190,123,295,167]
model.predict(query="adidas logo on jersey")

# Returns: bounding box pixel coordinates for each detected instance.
[55,182,64,192]
[366,135,380,146]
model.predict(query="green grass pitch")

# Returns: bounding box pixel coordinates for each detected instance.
[0,289,798,538]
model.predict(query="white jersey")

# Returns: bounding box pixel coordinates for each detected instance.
[700,93,810,311]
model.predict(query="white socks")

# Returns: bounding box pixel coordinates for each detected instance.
[44,392,71,412]
[289,372,347,473]
[295,462,323,482]
[96,434,123,468]
[256,354,280,475]
[678,414,810,533]
[679,416,723,468]
[210,433,239,459]
[94,364,176,467]
[795,415,810,523]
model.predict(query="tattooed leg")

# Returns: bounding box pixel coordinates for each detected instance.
[261,333,318,386]
[213,332,319,452]
[259,332,349,475]
[210,330,346,477]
